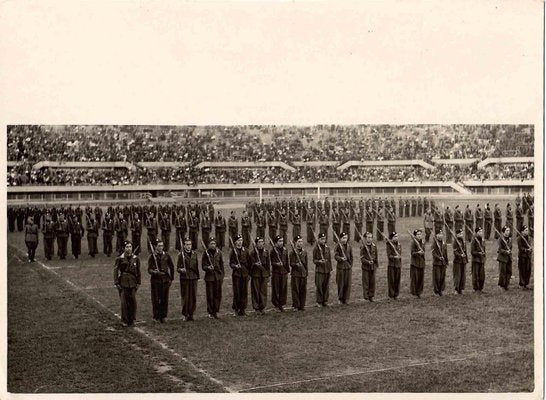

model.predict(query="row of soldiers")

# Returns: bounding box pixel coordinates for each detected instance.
[112,221,533,326]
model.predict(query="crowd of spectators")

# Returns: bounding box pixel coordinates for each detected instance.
[7,163,535,187]
[8,124,534,163]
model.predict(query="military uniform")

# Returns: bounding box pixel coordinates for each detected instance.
[42,218,56,260]
[102,217,114,256]
[386,240,402,299]
[148,251,175,322]
[361,241,378,301]
[87,217,99,257]
[241,214,252,248]
[334,241,353,303]
[517,234,532,288]
[55,218,69,259]
[114,252,141,326]
[289,245,308,310]
[177,247,199,320]
[24,220,39,262]
[160,214,172,251]
[249,246,270,313]
[453,236,468,293]
[313,240,332,305]
[69,218,85,259]
[410,237,425,297]
[270,243,289,311]
[497,235,512,290]
[202,246,224,317]
[471,236,486,291]
[229,244,250,315]
[431,238,448,295]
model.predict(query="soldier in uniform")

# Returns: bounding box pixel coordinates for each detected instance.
[475,204,484,233]
[130,213,142,255]
[8,207,16,232]
[289,235,308,311]
[270,235,289,312]
[214,211,226,250]
[398,197,404,218]
[453,228,468,294]
[86,214,99,258]
[361,231,379,301]
[423,209,433,243]
[177,237,199,321]
[410,229,426,298]
[69,216,84,259]
[517,226,532,289]
[42,213,56,260]
[291,209,302,241]
[266,209,277,242]
[386,232,402,300]
[241,210,252,249]
[115,214,129,255]
[497,226,513,290]
[174,209,187,252]
[444,206,454,244]
[515,202,524,233]
[114,241,141,327]
[249,237,270,314]
[454,205,464,232]
[334,232,353,304]
[505,203,513,237]
[159,211,172,252]
[202,237,224,319]
[318,210,329,242]
[16,207,25,231]
[229,234,250,316]
[354,208,363,242]
[433,206,443,235]
[148,240,175,323]
[471,227,486,292]
[187,210,199,251]
[494,204,502,239]
[432,229,448,296]
[102,213,114,257]
[341,209,350,241]
[386,205,396,236]
[55,213,69,260]
[313,232,332,307]
[331,209,341,242]
[463,205,473,242]
[228,211,239,246]
[24,216,39,263]
[376,207,385,241]
[278,209,289,245]
[306,208,316,245]
[484,204,493,240]
[200,211,212,249]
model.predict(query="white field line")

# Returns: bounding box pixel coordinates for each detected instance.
[9,244,234,393]
[239,346,534,392]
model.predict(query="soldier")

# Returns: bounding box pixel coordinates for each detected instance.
[475,204,484,233]
[291,209,302,241]
[484,204,493,240]
[102,213,114,257]
[94,204,102,226]
[114,241,141,327]
[361,231,378,301]
[334,232,353,304]
[174,209,187,252]
[249,237,270,314]
[16,207,25,231]
[432,229,448,296]
[464,205,473,242]
[55,214,69,260]
[341,209,350,241]
[318,210,329,242]
[471,227,486,292]
[202,237,224,319]
[229,234,250,316]
[177,237,199,321]
[266,209,277,242]
[332,209,341,242]
[86,214,99,258]
[213,211,226,250]
[386,232,402,300]
[289,235,308,311]
[354,208,363,242]
[410,229,426,298]
[24,216,39,263]
[444,206,454,244]
[517,226,532,290]
[433,206,443,235]
[200,211,212,249]
[159,211,172,252]
[313,232,332,307]
[270,235,289,312]
[306,208,316,245]
[423,209,433,243]
[241,210,252,249]
[515,202,524,232]
[69,216,84,259]
[505,204,513,237]
[42,213,56,260]
[386,205,396,236]
[187,210,199,251]
[376,207,385,242]
[228,211,238,246]
[494,204,502,239]
[8,207,16,233]
[130,213,142,255]
[148,240,174,323]
[497,226,513,291]
[398,197,404,218]
[278,209,289,245]
[453,228,468,294]
[454,205,464,233]
[365,206,375,237]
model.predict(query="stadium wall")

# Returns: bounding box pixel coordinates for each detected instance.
[6,180,534,205]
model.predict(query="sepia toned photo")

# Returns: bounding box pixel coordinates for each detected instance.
[0,0,543,398]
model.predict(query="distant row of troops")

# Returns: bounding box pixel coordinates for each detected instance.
[112,223,532,326]
[14,194,534,265]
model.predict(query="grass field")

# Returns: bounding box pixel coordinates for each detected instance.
[7,198,536,393]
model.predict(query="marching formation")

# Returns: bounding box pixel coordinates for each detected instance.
[9,193,534,327]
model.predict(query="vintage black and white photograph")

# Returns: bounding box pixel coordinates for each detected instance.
[1,1,543,398]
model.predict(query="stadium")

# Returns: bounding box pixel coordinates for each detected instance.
[7,124,535,393]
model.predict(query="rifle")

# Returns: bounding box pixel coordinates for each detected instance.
[289,240,305,272]
[432,235,446,265]
[514,228,532,251]
[309,226,324,260]
[200,238,215,271]
[147,237,160,273]
[332,230,348,260]
[178,234,186,273]
[493,227,511,254]
[407,230,425,254]
[355,228,373,263]
[229,236,242,269]
[443,220,468,258]
[376,229,400,258]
